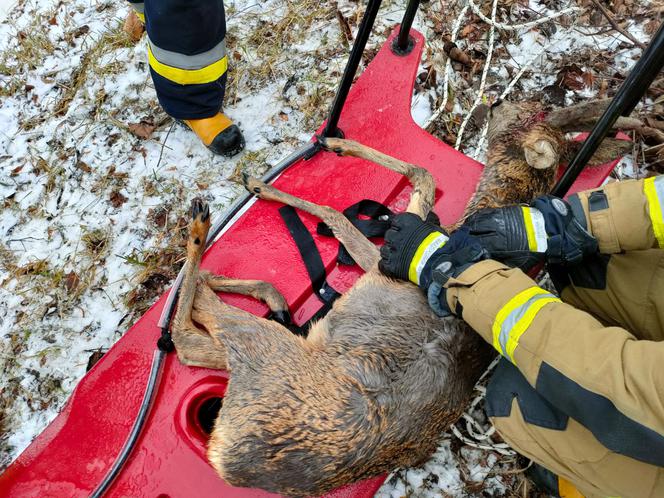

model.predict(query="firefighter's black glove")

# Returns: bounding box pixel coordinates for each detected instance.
[379,213,489,316]
[464,205,545,272]
[532,195,598,266]
[379,213,448,285]
[464,196,598,269]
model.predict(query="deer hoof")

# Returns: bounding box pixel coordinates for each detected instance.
[317,135,329,150]
[319,136,344,156]
[270,309,292,327]
[242,173,264,196]
[190,198,210,223]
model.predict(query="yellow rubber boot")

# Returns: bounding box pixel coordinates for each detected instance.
[184,113,245,157]
[558,477,585,498]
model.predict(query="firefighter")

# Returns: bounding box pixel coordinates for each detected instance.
[125,0,244,157]
[379,176,664,498]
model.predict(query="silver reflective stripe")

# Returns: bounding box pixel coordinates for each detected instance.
[655,175,664,206]
[527,208,548,252]
[414,233,448,285]
[129,1,144,14]
[497,292,556,356]
[148,38,226,70]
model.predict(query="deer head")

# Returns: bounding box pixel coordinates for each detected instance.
[487,98,633,173]
[457,98,632,224]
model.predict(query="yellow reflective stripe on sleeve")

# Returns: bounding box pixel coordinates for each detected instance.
[148,46,228,85]
[492,286,561,364]
[492,287,542,353]
[504,295,560,363]
[407,231,448,285]
[521,206,548,252]
[136,11,145,22]
[644,176,664,248]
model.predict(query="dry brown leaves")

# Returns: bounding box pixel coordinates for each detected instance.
[109,190,127,208]
[556,64,595,91]
[128,120,156,140]
[336,9,353,42]
[76,160,92,173]
[123,10,145,43]
[64,271,80,292]
[444,41,472,66]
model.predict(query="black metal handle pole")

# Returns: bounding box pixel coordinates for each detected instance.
[323,0,383,137]
[552,21,664,197]
[396,0,421,50]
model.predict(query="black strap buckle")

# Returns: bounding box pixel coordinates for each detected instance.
[588,190,609,212]
[317,199,394,265]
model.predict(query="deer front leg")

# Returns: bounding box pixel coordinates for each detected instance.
[243,173,380,271]
[320,137,436,219]
[173,201,297,369]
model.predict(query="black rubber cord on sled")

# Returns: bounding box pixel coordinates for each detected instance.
[89,349,165,498]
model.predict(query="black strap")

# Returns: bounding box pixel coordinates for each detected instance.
[279,205,341,306]
[317,199,394,265]
[278,200,434,336]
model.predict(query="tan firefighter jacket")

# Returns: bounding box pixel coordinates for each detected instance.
[445,176,664,498]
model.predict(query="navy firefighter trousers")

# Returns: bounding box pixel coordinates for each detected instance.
[128,0,228,120]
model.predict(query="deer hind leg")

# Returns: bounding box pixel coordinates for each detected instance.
[320,137,436,219]
[174,200,297,370]
[242,173,380,271]
[171,199,229,370]
[200,272,292,325]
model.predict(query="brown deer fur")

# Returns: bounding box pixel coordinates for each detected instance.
[171,100,627,497]
[456,100,630,227]
[460,102,565,224]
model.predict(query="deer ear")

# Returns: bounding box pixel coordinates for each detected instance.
[563,138,631,167]
[524,139,559,170]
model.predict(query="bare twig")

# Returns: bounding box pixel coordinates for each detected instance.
[455,0,499,150]
[466,0,581,31]
[335,9,353,42]
[423,5,469,131]
[588,0,646,49]
[645,143,664,156]
[155,121,175,170]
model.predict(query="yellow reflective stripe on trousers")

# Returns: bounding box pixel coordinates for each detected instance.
[521,206,548,252]
[408,231,448,285]
[644,176,664,248]
[492,286,561,364]
[148,46,228,85]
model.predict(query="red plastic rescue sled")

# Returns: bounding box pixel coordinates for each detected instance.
[0,28,619,498]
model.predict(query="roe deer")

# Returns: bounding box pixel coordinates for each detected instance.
[171,99,628,497]
[172,138,494,497]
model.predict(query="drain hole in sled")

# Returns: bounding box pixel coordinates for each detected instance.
[197,397,223,434]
